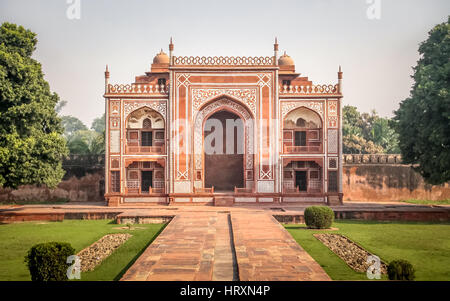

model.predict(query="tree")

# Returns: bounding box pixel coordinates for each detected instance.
[343,134,384,154]
[342,105,399,154]
[91,113,105,133]
[67,130,105,155]
[393,17,450,185]
[60,114,105,155]
[61,115,87,138]
[343,105,363,137]
[55,99,67,114]
[0,23,68,189]
[359,110,379,141]
[371,118,400,153]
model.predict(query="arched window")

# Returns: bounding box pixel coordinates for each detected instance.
[143,118,152,129]
[296,118,306,127]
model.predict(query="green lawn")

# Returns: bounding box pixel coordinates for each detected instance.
[0,220,165,281]
[399,199,450,206]
[285,221,450,281]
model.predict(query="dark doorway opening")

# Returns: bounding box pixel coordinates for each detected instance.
[295,171,307,191]
[141,171,153,192]
[141,132,153,146]
[294,131,306,146]
[204,110,244,192]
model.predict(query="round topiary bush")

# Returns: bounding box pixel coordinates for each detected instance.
[387,259,415,280]
[24,242,75,281]
[304,206,334,229]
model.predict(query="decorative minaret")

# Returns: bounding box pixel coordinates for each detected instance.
[104,64,110,93]
[337,65,344,201]
[169,37,174,65]
[274,37,279,65]
[104,64,110,197]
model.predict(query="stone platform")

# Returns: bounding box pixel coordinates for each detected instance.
[1,202,449,224]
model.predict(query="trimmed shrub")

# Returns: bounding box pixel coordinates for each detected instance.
[24,242,75,281]
[387,259,415,281]
[304,206,334,229]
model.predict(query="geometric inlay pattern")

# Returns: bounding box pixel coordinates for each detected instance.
[192,88,257,116]
[281,101,324,119]
[124,101,167,119]
[327,129,338,153]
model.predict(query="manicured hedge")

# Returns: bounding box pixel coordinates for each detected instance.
[388,259,415,280]
[24,242,75,281]
[304,206,334,229]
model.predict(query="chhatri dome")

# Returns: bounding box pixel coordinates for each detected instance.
[153,49,170,64]
[278,51,295,66]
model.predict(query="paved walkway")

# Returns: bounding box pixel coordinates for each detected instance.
[121,210,330,281]
[121,212,218,281]
[232,212,330,281]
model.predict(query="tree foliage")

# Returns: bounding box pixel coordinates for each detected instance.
[59,114,105,155]
[343,105,399,154]
[91,113,105,134]
[61,115,87,138]
[0,22,68,189]
[393,17,450,185]
[66,129,104,155]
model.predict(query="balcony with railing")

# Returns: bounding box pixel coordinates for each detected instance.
[125,180,165,194]
[283,180,322,194]
[279,84,339,96]
[172,56,275,66]
[125,141,165,154]
[284,144,323,154]
[106,83,168,96]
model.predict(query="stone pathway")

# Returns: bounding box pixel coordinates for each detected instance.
[231,212,330,281]
[121,210,330,281]
[212,212,238,281]
[121,212,218,281]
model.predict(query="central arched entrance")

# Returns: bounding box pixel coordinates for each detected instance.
[204,110,244,191]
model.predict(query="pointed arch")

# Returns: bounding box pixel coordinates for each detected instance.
[193,97,255,190]
[126,106,165,129]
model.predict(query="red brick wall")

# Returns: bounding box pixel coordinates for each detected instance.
[0,172,104,203]
[343,165,450,202]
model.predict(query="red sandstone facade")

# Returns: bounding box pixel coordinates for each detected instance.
[103,39,344,206]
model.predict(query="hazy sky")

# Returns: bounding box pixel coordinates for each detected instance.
[0,0,449,126]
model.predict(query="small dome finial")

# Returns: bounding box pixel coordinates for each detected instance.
[153,50,170,64]
[169,37,174,51]
[104,64,110,78]
[278,52,294,66]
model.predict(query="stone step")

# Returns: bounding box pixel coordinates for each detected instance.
[214,197,234,206]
